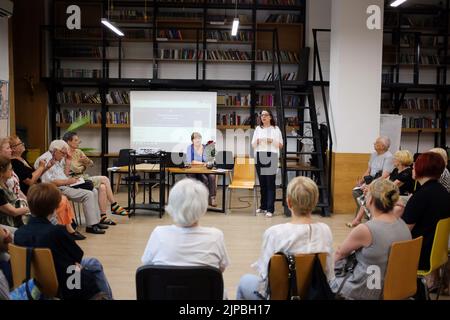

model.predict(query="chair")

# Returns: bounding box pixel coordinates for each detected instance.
[227,156,257,214]
[382,236,423,300]
[417,217,450,300]
[268,253,327,300]
[113,148,140,194]
[8,244,59,298]
[70,200,83,226]
[135,265,224,300]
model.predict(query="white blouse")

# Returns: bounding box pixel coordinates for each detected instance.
[251,126,283,155]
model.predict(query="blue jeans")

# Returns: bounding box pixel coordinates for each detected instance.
[81,257,113,299]
[236,274,266,300]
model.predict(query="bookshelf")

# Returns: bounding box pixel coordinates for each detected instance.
[44,0,307,175]
[381,1,450,149]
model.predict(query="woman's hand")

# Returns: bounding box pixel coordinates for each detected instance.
[66,177,78,186]
[266,138,273,144]
[38,160,46,169]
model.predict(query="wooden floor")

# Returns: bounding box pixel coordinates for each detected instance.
[77,187,354,300]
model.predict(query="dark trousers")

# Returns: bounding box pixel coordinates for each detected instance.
[187,174,217,198]
[256,152,278,213]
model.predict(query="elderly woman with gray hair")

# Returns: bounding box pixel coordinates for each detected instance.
[141,178,230,272]
[352,136,394,216]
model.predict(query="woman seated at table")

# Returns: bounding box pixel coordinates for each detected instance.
[186,132,217,207]
[62,131,128,220]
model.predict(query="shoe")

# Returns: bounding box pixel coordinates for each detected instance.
[256,209,267,215]
[71,231,86,240]
[111,203,129,216]
[265,212,273,217]
[210,197,217,207]
[86,225,106,234]
[95,223,109,230]
[100,216,116,226]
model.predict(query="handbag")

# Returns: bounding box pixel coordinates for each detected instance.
[305,255,335,300]
[9,248,43,300]
[266,252,299,300]
[71,179,94,191]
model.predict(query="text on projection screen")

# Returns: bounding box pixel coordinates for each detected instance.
[130,91,217,153]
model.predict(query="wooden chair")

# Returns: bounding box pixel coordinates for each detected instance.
[417,217,450,300]
[8,244,59,298]
[227,156,257,214]
[268,253,327,300]
[382,236,423,300]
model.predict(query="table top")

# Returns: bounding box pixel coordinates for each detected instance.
[108,163,231,174]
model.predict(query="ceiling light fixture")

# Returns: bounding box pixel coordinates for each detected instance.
[390,0,407,7]
[101,0,124,37]
[231,0,239,36]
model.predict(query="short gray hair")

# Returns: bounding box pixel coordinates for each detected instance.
[165,178,208,227]
[49,140,69,152]
[377,136,391,150]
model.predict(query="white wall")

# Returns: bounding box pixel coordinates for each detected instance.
[0,18,9,137]
[306,0,331,82]
[329,0,384,153]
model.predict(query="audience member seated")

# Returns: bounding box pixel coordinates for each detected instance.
[348,149,415,227]
[236,176,334,300]
[63,131,127,222]
[34,140,106,235]
[9,136,84,240]
[0,156,30,228]
[0,226,12,300]
[401,152,450,290]
[352,136,394,215]
[185,132,217,207]
[14,183,113,299]
[0,138,26,202]
[331,179,411,300]
[141,178,229,272]
[429,147,450,193]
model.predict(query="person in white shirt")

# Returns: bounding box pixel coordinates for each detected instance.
[34,140,106,235]
[141,178,230,272]
[236,176,334,300]
[251,110,283,217]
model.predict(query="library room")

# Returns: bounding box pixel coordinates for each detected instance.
[0,0,449,309]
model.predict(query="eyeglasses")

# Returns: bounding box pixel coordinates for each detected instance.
[261,113,270,117]
[11,142,25,148]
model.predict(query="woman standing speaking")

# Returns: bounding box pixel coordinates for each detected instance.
[251,110,283,217]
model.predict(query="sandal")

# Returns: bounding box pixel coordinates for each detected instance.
[100,215,117,226]
[111,204,129,216]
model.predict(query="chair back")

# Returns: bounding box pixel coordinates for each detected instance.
[230,156,255,187]
[268,253,327,300]
[427,217,450,273]
[115,148,133,167]
[136,265,224,300]
[8,244,59,297]
[383,236,423,300]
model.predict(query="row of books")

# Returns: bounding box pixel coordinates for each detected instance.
[285,116,299,126]
[265,14,300,23]
[256,50,299,63]
[258,0,301,4]
[381,73,392,85]
[56,69,102,79]
[106,112,130,125]
[217,93,251,106]
[110,9,151,21]
[158,49,203,60]
[56,92,101,105]
[381,98,440,111]
[56,110,102,125]
[398,35,444,48]
[207,50,251,61]
[262,72,297,81]
[157,29,183,40]
[106,91,130,105]
[402,117,440,129]
[399,54,441,65]
[206,30,253,42]
[217,113,250,126]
